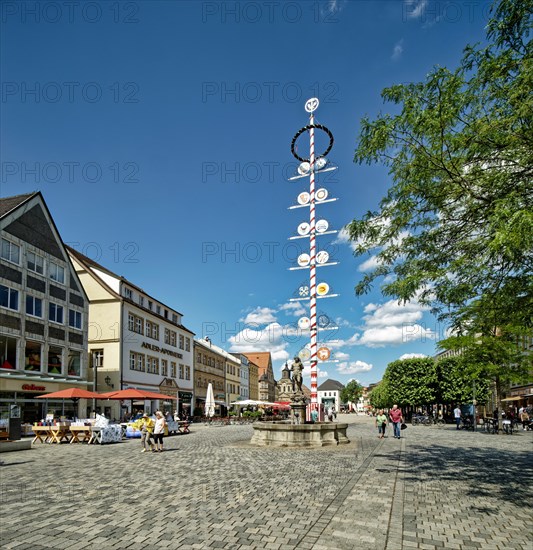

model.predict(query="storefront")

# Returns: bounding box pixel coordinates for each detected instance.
[0,377,92,423]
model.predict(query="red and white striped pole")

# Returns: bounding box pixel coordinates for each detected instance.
[308,110,318,411]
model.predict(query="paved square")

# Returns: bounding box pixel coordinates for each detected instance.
[0,416,531,549]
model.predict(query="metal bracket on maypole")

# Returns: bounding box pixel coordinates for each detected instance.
[288,98,339,419]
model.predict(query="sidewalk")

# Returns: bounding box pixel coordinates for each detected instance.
[0,415,531,549]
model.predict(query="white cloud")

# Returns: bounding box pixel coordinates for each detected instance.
[404,0,427,19]
[391,39,404,61]
[358,255,381,272]
[338,360,373,374]
[362,299,426,328]
[241,307,277,325]
[334,351,350,361]
[279,301,306,317]
[326,299,435,349]
[228,322,289,363]
[399,353,427,360]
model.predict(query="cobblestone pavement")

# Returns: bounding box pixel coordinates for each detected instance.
[0,415,531,549]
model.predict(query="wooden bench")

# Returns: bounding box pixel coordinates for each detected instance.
[0,430,9,440]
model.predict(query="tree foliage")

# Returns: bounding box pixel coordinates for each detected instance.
[368,381,391,409]
[436,356,490,404]
[348,0,532,330]
[340,379,363,405]
[383,358,437,406]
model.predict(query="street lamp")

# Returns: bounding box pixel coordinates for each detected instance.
[104,376,114,388]
[92,351,101,414]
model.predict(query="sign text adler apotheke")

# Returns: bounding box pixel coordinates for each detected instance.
[141,342,183,359]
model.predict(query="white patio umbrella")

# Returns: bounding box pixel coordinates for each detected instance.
[205,383,215,418]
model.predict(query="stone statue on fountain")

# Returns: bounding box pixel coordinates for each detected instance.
[290,356,306,404]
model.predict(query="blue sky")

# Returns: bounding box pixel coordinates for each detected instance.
[1,0,491,385]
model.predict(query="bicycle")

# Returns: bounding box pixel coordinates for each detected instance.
[411,415,431,426]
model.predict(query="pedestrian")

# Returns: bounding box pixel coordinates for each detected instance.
[519,408,529,431]
[137,413,155,453]
[454,405,462,429]
[375,409,387,439]
[327,407,334,422]
[311,409,318,423]
[153,410,167,452]
[389,405,403,439]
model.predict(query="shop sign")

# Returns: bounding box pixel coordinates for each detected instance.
[178,391,193,400]
[22,383,46,392]
[141,342,183,359]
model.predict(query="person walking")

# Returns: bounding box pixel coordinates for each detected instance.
[389,405,403,439]
[137,413,155,453]
[153,410,167,452]
[454,405,462,429]
[519,408,530,431]
[375,409,388,439]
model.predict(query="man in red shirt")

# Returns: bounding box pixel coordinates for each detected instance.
[389,405,403,439]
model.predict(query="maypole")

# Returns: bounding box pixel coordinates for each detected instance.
[289,98,338,420]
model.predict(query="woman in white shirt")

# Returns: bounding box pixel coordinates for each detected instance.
[153,411,167,452]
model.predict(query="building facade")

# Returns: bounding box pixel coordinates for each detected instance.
[0,193,89,422]
[242,351,276,402]
[248,359,259,400]
[68,247,194,420]
[275,363,293,401]
[193,338,227,416]
[317,379,344,412]
[232,353,250,401]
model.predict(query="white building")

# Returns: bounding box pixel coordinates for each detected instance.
[317,379,344,413]
[68,247,194,420]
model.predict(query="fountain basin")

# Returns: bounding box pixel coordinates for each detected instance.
[251,421,350,447]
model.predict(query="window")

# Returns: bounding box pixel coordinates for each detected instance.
[147,356,159,374]
[196,351,202,363]
[179,364,184,379]
[171,362,177,378]
[164,328,170,345]
[25,340,41,371]
[170,331,176,347]
[124,287,132,299]
[1,238,20,264]
[164,309,168,319]
[69,309,82,329]
[91,349,104,368]
[27,251,44,274]
[49,262,65,284]
[172,313,178,324]
[0,335,18,370]
[151,323,159,340]
[185,337,190,352]
[68,350,81,376]
[185,365,191,380]
[148,300,153,310]
[139,296,144,307]
[128,314,143,334]
[48,346,62,374]
[49,303,64,324]
[179,334,184,350]
[26,295,43,318]
[130,352,145,372]
[161,359,168,377]
[0,285,19,311]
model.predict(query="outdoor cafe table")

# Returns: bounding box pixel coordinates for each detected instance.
[32,426,52,444]
[32,425,71,444]
[69,425,92,444]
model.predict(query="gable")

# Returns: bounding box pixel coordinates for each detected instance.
[4,203,64,260]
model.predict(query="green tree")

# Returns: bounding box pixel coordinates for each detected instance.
[383,358,437,406]
[435,356,490,405]
[348,0,532,424]
[368,380,391,409]
[348,0,532,327]
[340,379,363,407]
